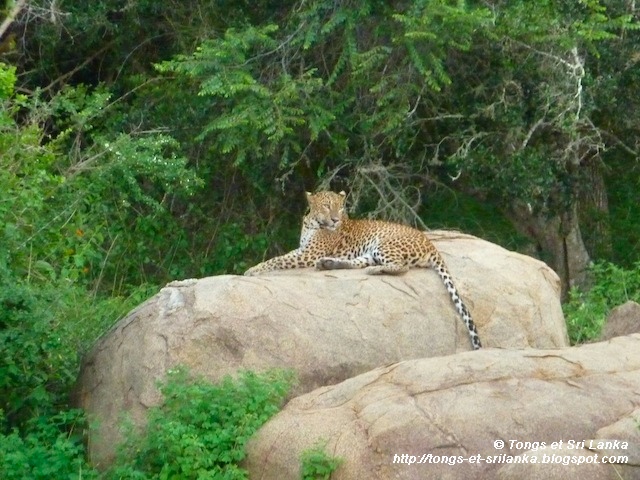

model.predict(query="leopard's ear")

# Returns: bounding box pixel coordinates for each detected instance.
[306,191,312,197]
[338,190,346,197]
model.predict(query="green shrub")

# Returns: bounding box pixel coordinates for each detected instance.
[300,442,343,480]
[0,256,154,480]
[0,275,76,427]
[0,409,97,480]
[564,261,640,344]
[1,61,203,295]
[107,367,295,480]
[0,262,155,429]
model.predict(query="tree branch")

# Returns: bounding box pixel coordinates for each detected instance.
[0,0,27,40]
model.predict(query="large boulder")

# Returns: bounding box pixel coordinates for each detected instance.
[245,335,640,479]
[74,231,567,466]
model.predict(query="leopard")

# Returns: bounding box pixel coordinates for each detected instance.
[244,190,482,350]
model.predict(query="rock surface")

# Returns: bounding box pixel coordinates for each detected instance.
[74,231,567,466]
[588,408,640,479]
[498,408,640,479]
[245,335,640,480]
[496,446,614,480]
[600,301,640,341]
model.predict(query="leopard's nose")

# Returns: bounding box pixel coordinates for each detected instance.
[331,216,340,223]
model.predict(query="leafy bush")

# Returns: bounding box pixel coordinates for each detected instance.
[563,261,640,344]
[0,409,97,480]
[0,263,155,480]
[107,367,295,480]
[1,61,203,294]
[0,274,76,428]
[300,442,343,480]
[0,263,155,428]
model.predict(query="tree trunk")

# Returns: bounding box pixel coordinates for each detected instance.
[507,201,592,299]
[578,158,611,259]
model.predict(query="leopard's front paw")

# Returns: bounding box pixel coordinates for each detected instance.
[315,257,342,270]
[244,266,261,276]
[364,266,384,275]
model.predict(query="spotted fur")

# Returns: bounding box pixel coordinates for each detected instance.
[245,190,482,350]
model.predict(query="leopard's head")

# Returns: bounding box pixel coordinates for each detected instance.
[305,190,347,230]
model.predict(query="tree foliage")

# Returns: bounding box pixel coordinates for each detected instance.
[140,0,640,293]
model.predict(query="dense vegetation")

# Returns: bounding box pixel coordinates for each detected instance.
[106,368,293,480]
[2,0,640,477]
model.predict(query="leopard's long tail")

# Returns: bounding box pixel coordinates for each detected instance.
[430,254,482,350]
